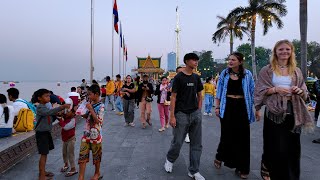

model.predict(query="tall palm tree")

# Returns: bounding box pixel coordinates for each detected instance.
[229,0,287,79]
[300,0,308,80]
[212,15,249,54]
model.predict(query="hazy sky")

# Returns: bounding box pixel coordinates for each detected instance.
[1,0,320,81]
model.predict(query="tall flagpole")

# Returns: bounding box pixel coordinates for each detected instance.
[111,1,114,79]
[123,47,125,78]
[119,23,121,76]
[90,0,94,83]
[175,6,181,68]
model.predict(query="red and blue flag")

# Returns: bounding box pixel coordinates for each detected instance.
[113,0,119,33]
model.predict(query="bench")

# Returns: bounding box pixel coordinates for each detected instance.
[0,122,61,173]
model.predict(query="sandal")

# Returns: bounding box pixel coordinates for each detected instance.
[235,170,248,179]
[65,171,78,177]
[214,159,222,169]
[90,175,103,180]
[60,166,69,172]
[45,172,54,177]
[146,119,152,126]
[261,162,270,180]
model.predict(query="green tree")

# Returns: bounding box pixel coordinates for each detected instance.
[292,39,320,77]
[212,15,249,54]
[229,0,287,80]
[236,43,271,72]
[300,0,308,80]
[196,51,215,78]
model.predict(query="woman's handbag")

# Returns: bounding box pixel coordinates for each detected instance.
[164,100,170,106]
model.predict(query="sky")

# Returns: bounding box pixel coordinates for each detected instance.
[0,0,320,81]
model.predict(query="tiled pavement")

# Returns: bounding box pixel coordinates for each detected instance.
[1,102,320,180]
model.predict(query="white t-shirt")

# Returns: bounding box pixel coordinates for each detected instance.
[12,98,28,116]
[68,92,80,99]
[0,105,14,129]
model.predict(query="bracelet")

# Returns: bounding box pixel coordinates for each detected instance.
[273,87,277,94]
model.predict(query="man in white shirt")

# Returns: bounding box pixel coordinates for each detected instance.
[68,87,80,106]
[7,88,28,116]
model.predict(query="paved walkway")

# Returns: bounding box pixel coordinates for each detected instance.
[1,102,320,180]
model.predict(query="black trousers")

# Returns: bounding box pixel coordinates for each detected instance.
[262,111,301,180]
[315,96,320,120]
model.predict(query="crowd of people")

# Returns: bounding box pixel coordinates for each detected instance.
[0,39,317,180]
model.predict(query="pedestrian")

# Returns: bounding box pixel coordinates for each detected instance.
[155,76,171,132]
[78,84,105,180]
[34,89,70,180]
[92,79,100,87]
[164,53,205,180]
[312,78,320,143]
[58,98,78,177]
[137,74,154,129]
[214,52,255,179]
[203,77,215,116]
[100,85,106,104]
[0,94,14,138]
[80,79,87,89]
[68,87,80,107]
[134,76,141,108]
[114,74,124,115]
[105,76,116,111]
[254,40,314,180]
[121,75,136,127]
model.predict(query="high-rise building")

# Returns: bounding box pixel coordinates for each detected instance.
[167,52,176,71]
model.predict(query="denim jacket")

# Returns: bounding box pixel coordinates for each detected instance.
[216,68,255,123]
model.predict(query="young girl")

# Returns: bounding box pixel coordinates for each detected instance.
[0,94,14,138]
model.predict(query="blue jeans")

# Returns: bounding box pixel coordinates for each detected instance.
[105,95,115,110]
[204,94,213,113]
[115,96,123,112]
[0,128,12,138]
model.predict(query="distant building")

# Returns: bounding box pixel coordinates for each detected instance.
[167,52,176,71]
[215,58,227,64]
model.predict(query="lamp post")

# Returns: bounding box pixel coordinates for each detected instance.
[90,0,94,83]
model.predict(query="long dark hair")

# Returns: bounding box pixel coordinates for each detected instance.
[228,52,245,79]
[0,94,9,124]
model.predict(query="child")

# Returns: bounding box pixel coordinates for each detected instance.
[34,89,70,180]
[58,98,78,177]
[0,94,15,138]
[203,77,215,116]
[78,84,105,180]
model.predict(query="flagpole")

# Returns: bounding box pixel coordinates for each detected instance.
[119,23,121,76]
[111,0,114,79]
[123,46,125,77]
[90,0,94,83]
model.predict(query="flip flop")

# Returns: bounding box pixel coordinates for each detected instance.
[65,171,78,177]
[214,159,222,169]
[146,119,152,126]
[312,139,320,144]
[235,170,248,179]
[45,172,54,177]
[90,175,103,180]
[60,166,69,172]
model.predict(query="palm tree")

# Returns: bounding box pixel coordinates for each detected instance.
[229,0,287,79]
[212,15,249,54]
[300,0,308,80]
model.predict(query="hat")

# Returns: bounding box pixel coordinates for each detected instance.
[64,98,73,111]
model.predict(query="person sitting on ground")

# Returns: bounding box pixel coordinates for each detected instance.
[7,87,28,116]
[34,89,70,180]
[58,98,78,177]
[68,87,80,107]
[0,94,15,138]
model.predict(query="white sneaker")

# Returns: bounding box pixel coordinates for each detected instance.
[208,113,213,116]
[185,134,190,143]
[188,172,205,180]
[164,159,173,173]
[203,112,208,116]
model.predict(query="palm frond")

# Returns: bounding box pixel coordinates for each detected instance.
[212,27,229,43]
[263,2,287,16]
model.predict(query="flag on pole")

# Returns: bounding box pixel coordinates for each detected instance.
[113,0,119,33]
[123,36,125,53]
[120,22,123,48]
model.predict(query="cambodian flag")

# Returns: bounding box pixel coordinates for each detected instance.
[113,0,119,34]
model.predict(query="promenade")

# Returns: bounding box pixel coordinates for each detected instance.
[1,102,320,180]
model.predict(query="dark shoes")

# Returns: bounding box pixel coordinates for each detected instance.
[312,138,320,144]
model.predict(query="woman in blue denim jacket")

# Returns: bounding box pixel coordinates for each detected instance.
[214,52,255,179]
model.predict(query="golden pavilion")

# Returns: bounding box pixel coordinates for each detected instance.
[137,55,165,80]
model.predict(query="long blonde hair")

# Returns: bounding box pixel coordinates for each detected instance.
[270,39,297,76]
